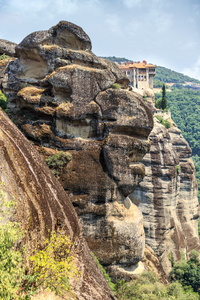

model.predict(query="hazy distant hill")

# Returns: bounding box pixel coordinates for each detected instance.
[101,56,200,86]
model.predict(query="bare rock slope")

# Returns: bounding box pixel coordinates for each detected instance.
[131,117,200,273]
[2,21,153,278]
[0,108,115,300]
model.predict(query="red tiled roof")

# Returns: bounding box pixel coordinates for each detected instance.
[119,61,156,70]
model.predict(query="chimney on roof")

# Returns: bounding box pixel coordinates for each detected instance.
[143,60,147,64]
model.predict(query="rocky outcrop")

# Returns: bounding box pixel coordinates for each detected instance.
[0,108,115,300]
[131,117,200,274]
[0,39,17,56]
[2,21,153,279]
[142,245,167,283]
[0,57,15,86]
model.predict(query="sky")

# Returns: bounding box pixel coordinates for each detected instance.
[0,0,200,79]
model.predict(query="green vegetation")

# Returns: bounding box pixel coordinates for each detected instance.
[0,210,25,299]
[100,56,134,64]
[154,66,200,84]
[155,84,200,236]
[170,250,200,294]
[155,87,200,206]
[115,271,198,299]
[0,53,9,60]
[92,253,115,293]
[112,83,121,89]
[45,151,72,177]
[0,224,26,300]
[155,84,169,111]
[161,84,168,110]
[143,95,147,102]
[175,165,180,174]
[92,252,199,299]
[30,230,80,297]
[193,155,200,201]
[161,88,200,156]
[155,116,171,129]
[0,187,27,299]
[0,223,78,299]
[154,78,164,88]
[0,184,78,299]
[0,90,8,110]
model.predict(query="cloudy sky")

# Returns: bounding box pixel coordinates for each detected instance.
[0,0,200,79]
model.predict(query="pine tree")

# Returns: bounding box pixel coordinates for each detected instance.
[161,84,168,110]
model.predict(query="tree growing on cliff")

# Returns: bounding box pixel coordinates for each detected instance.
[170,250,200,294]
[161,84,168,110]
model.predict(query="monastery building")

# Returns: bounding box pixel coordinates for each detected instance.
[119,60,156,90]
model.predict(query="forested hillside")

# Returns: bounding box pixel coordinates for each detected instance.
[100,56,134,64]
[166,88,200,156]
[154,66,200,86]
[155,88,200,199]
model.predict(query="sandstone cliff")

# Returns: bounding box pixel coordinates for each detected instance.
[131,117,200,273]
[2,21,154,279]
[2,20,199,280]
[0,108,116,300]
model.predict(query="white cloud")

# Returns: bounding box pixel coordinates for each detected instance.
[182,56,200,80]
[105,14,122,34]
[122,0,142,8]
[2,0,79,18]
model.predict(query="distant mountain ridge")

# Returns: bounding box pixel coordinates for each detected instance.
[101,56,200,85]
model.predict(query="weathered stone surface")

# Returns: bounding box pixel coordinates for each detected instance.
[0,39,17,56]
[0,57,15,86]
[0,108,115,300]
[101,59,130,87]
[131,117,200,274]
[142,245,167,283]
[3,21,154,278]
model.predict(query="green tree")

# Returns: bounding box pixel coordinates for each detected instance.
[170,251,200,293]
[161,84,168,110]
[0,91,8,110]
[29,230,80,296]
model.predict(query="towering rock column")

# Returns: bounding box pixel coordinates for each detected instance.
[3,21,154,279]
[131,118,200,273]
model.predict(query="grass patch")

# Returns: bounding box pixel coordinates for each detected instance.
[156,115,171,129]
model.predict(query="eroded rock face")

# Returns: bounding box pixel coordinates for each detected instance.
[0,39,17,56]
[2,21,153,278]
[0,109,115,300]
[131,118,200,274]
